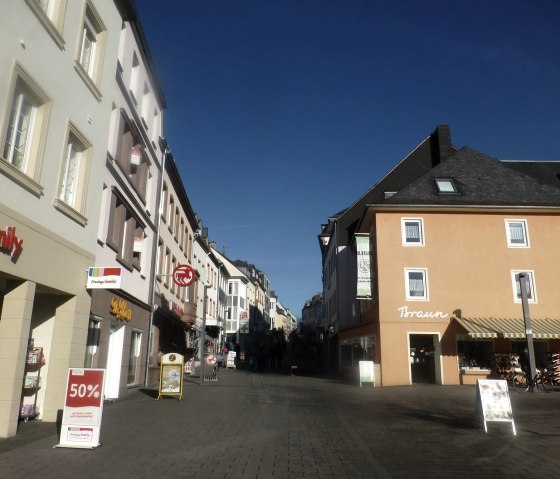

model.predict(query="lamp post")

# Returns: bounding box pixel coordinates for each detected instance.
[519,273,537,389]
[198,284,210,385]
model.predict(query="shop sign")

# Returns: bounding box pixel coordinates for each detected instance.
[173,264,195,287]
[87,267,122,289]
[170,301,184,317]
[398,306,448,319]
[0,226,23,258]
[110,297,132,322]
[56,368,106,449]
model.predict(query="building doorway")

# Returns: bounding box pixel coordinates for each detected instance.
[105,323,124,399]
[409,334,439,384]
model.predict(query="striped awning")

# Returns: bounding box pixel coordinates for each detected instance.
[453,317,560,339]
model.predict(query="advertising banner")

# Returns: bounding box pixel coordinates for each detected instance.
[56,368,106,449]
[356,235,374,298]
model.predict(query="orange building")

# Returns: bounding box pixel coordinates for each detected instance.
[321,126,560,386]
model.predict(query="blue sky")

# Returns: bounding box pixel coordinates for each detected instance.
[134,0,560,317]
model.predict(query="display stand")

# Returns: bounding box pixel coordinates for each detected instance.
[226,351,236,369]
[157,353,184,400]
[20,346,44,421]
[359,361,375,387]
[475,379,516,435]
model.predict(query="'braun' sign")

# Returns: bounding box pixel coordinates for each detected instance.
[398,306,448,319]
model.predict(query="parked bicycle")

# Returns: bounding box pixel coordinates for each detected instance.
[512,368,553,392]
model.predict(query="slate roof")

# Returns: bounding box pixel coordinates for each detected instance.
[382,147,560,207]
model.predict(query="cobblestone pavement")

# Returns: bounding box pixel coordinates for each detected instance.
[1,368,560,478]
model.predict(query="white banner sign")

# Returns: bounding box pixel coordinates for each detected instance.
[356,235,374,298]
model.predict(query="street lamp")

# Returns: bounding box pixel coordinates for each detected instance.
[519,273,537,388]
[198,284,211,385]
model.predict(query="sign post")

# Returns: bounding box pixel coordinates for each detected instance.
[56,368,106,449]
[158,353,184,400]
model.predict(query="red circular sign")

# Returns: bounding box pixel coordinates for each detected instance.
[206,355,217,365]
[173,264,195,287]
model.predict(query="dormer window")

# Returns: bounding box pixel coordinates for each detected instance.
[434,178,458,194]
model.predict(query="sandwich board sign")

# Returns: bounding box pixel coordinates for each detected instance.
[359,361,375,387]
[56,368,106,449]
[476,379,516,435]
[158,353,184,400]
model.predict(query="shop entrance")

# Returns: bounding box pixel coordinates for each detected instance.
[409,334,438,384]
[105,323,124,400]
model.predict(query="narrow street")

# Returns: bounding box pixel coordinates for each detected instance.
[1,369,560,478]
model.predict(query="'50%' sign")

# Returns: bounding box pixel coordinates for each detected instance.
[65,369,105,408]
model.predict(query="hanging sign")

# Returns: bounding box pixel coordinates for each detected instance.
[87,267,122,289]
[173,264,196,287]
[476,379,516,435]
[158,353,184,400]
[356,235,374,298]
[359,361,375,387]
[0,226,23,258]
[56,368,106,449]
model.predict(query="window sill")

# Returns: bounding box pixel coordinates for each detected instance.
[25,0,65,50]
[74,61,102,102]
[53,199,88,226]
[0,159,43,197]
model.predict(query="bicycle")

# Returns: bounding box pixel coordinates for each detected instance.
[512,368,553,392]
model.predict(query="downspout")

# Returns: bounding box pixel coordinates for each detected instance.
[144,137,169,387]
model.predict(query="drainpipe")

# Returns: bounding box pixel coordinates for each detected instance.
[144,137,169,387]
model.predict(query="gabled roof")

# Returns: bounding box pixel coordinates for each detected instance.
[381,147,560,206]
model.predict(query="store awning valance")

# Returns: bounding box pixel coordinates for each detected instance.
[453,317,560,339]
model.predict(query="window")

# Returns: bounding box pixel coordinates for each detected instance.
[129,53,140,103]
[405,268,428,300]
[115,114,148,199]
[434,178,458,194]
[106,192,145,271]
[57,125,91,212]
[505,220,529,248]
[75,2,106,99]
[512,270,537,303]
[25,0,66,48]
[401,218,424,246]
[1,70,49,190]
[127,330,142,385]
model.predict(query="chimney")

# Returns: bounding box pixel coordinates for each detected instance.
[430,124,453,166]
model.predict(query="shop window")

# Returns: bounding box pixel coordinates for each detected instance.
[127,330,142,385]
[401,218,424,246]
[457,340,493,370]
[512,270,537,303]
[505,219,529,248]
[405,268,428,300]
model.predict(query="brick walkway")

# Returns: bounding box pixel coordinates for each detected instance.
[1,368,560,478]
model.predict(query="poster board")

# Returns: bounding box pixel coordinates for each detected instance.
[158,353,184,400]
[56,368,106,449]
[226,351,236,369]
[359,361,375,387]
[476,379,516,435]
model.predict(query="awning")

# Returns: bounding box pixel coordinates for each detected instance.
[453,317,560,339]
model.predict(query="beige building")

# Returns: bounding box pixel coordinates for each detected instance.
[0,0,121,437]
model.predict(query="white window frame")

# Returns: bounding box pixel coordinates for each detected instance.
[405,268,429,301]
[74,1,106,100]
[505,219,529,248]
[511,270,537,304]
[25,0,67,49]
[1,66,50,195]
[401,218,424,246]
